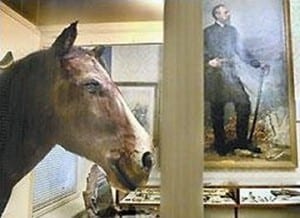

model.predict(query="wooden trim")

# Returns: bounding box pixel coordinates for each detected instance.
[160,0,204,217]
[39,21,163,47]
[0,1,40,35]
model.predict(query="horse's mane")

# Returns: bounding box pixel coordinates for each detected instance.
[0,49,54,158]
[0,68,12,158]
[63,46,88,59]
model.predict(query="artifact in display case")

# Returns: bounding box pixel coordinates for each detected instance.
[240,187,300,205]
[203,188,236,205]
[119,187,160,206]
[118,186,236,206]
[117,187,160,217]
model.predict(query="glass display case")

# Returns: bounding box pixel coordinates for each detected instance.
[203,187,236,205]
[116,185,300,217]
[240,187,300,205]
[119,187,160,206]
[117,186,237,208]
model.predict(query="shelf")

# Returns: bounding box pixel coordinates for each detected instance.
[119,187,160,206]
[117,185,300,208]
[118,186,236,207]
[116,185,300,218]
[240,187,300,205]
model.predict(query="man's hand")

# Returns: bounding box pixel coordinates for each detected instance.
[208,58,223,68]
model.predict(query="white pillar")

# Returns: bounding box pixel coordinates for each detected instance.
[161,0,204,217]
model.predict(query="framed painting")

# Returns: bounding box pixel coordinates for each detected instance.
[118,83,158,136]
[203,0,297,168]
[111,44,162,82]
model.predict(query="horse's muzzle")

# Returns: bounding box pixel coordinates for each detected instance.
[142,151,153,172]
[108,151,153,191]
[110,159,137,191]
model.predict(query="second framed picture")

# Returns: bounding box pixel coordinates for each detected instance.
[118,84,157,136]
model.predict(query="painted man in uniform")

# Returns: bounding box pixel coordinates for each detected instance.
[204,4,269,155]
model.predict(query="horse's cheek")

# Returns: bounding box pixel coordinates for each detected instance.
[52,83,81,122]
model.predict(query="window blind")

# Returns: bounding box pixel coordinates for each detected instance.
[32,145,78,210]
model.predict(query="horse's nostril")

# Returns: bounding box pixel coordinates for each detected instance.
[142,152,153,171]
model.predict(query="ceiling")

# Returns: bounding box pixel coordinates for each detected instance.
[2,0,164,25]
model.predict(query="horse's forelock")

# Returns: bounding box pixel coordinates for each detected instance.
[61,46,112,83]
[62,47,88,60]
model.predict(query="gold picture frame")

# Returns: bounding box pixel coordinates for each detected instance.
[203,0,297,168]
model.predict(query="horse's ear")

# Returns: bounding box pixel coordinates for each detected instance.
[92,45,106,58]
[91,45,111,74]
[51,21,78,57]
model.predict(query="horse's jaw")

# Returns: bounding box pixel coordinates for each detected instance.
[106,134,153,191]
[110,159,139,191]
[61,137,152,192]
[103,155,151,192]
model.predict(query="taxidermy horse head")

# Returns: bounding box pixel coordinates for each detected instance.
[0,22,154,216]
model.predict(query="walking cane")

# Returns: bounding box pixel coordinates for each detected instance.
[248,65,270,142]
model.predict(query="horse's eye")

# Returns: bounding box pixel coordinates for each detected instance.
[83,79,103,94]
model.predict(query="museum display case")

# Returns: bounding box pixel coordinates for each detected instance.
[116,185,300,217]
[240,187,300,205]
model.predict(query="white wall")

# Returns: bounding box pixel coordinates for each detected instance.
[39,21,163,47]
[0,2,40,59]
[0,2,41,218]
